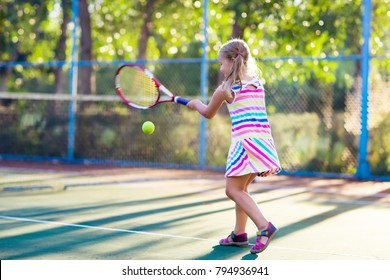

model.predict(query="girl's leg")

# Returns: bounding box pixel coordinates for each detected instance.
[226,174,269,232]
[234,173,257,234]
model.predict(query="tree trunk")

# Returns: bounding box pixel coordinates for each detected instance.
[54,0,71,94]
[137,0,157,60]
[231,20,244,39]
[78,0,93,95]
[0,44,19,92]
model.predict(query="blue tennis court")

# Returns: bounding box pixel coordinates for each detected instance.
[1,161,389,260]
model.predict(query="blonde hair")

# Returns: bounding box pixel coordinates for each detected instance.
[218,39,259,91]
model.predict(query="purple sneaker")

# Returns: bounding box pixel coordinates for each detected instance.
[219,231,248,246]
[250,222,278,254]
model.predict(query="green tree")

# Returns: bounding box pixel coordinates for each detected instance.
[0,0,51,91]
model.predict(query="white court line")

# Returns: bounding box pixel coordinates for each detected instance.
[0,215,213,242]
[0,215,379,259]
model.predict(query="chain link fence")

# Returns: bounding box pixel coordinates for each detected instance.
[1,58,389,179]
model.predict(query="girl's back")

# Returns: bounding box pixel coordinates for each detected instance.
[227,78,273,141]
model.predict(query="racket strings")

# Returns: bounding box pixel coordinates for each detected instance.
[118,67,159,107]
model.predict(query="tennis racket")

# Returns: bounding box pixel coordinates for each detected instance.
[115,64,189,109]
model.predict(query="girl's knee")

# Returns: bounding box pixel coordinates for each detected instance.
[225,187,238,200]
[225,175,251,200]
[225,186,249,201]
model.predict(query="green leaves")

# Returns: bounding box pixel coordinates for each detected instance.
[2,0,389,62]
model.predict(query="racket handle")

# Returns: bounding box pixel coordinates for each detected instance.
[174,96,189,106]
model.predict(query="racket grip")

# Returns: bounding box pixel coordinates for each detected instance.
[174,96,190,106]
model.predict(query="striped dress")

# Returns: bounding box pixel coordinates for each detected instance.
[225,78,281,177]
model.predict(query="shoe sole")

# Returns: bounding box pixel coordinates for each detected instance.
[250,228,278,254]
[220,241,249,246]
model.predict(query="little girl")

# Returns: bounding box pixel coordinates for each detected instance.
[187,39,281,254]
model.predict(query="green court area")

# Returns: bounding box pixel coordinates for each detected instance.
[0,161,389,260]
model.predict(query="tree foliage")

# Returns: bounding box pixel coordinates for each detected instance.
[0,0,389,90]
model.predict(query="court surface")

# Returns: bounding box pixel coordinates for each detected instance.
[0,160,389,260]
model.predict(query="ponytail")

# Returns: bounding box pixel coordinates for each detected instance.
[220,43,247,92]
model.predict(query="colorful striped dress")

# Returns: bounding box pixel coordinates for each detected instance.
[225,78,281,177]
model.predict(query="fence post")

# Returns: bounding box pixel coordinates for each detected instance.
[356,0,372,179]
[67,0,79,161]
[199,0,209,168]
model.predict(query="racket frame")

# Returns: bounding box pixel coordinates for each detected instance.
[115,64,189,109]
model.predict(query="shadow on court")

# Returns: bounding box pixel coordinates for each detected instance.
[1,161,389,260]
[195,245,259,260]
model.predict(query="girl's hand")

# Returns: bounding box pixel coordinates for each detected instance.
[186,84,228,119]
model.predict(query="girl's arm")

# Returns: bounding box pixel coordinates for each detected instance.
[187,85,230,119]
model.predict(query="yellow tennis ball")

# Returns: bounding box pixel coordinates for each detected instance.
[142,121,155,134]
